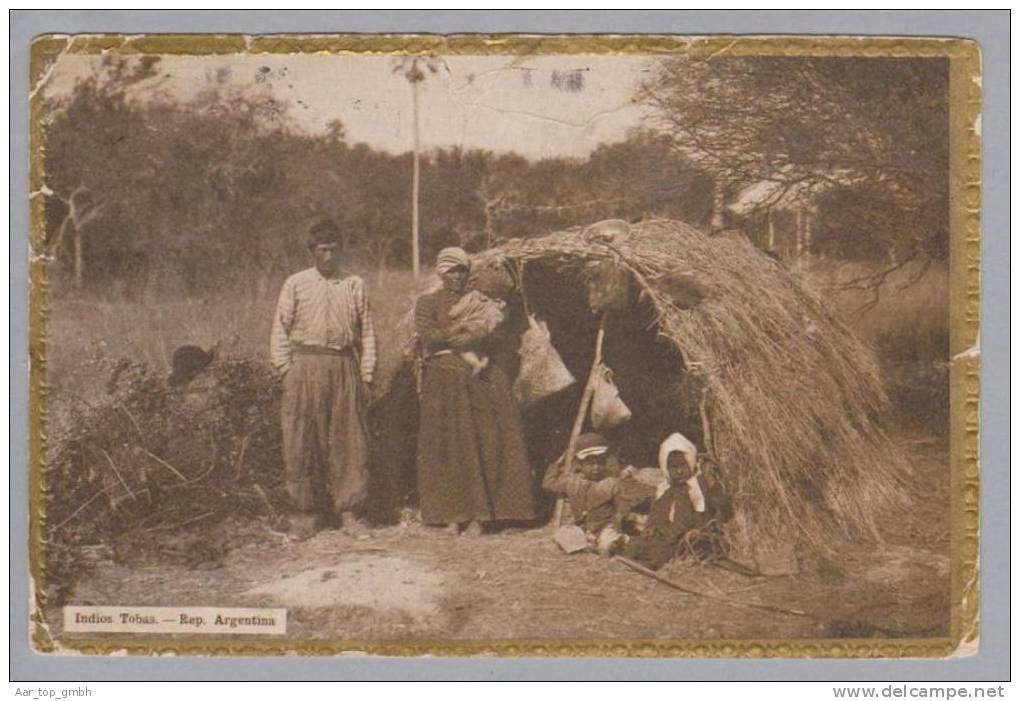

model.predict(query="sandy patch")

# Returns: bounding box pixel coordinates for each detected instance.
[244,554,447,621]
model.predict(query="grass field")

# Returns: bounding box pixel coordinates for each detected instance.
[811,259,949,364]
[47,259,950,430]
[47,267,427,404]
[805,259,950,431]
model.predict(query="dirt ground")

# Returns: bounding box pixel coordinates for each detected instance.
[44,435,950,646]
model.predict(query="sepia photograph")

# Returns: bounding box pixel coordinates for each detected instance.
[26,33,980,657]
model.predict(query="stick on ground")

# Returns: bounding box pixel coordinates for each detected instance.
[614,555,811,619]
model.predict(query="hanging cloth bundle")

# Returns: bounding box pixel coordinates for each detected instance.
[511,259,575,406]
[514,314,575,406]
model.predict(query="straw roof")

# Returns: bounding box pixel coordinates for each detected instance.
[477,218,908,553]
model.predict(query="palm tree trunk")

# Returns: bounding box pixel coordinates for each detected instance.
[411,81,421,279]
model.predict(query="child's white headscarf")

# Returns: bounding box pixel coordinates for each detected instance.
[657,432,704,512]
[658,432,698,479]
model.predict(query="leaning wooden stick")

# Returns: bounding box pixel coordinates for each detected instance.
[551,312,607,532]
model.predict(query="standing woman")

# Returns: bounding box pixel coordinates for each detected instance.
[414,247,537,535]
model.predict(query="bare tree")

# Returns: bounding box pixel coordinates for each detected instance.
[50,184,105,288]
[43,56,163,288]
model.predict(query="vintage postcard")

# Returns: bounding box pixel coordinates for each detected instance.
[27,34,980,657]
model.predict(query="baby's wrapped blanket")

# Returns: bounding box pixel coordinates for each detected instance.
[447,290,506,346]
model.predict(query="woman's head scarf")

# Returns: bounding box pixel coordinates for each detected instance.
[436,247,471,274]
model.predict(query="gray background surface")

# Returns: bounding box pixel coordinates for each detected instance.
[9,10,1010,681]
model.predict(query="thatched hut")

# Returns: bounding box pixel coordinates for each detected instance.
[374,218,908,566]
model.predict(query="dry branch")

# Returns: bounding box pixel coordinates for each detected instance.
[99,448,137,502]
[615,555,811,619]
[139,447,188,482]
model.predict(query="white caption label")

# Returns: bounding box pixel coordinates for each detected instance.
[63,606,287,635]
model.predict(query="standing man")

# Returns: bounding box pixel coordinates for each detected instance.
[270,219,376,538]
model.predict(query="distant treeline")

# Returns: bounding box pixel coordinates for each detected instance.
[42,68,713,295]
[42,55,948,296]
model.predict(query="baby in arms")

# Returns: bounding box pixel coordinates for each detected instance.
[447,290,506,375]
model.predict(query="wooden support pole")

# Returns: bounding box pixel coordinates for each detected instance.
[766,208,776,253]
[795,207,805,259]
[551,312,607,531]
[710,176,726,233]
[698,386,715,459]
[804,208,813,258]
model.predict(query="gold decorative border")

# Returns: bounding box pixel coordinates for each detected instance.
[27,33,981,658]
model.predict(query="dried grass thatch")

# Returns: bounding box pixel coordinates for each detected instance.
[469,218,910,556]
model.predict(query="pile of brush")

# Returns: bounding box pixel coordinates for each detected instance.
[43,355,286,604]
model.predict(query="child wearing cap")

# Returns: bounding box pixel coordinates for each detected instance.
[542,433,665,553]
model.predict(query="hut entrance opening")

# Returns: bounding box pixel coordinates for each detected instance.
[516,259,704,475]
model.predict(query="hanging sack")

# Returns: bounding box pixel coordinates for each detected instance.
[591,363,632,430]
[514,314,575,406]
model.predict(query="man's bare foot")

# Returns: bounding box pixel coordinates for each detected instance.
[462,520,483,537]
[341,511,369,536]
[287,514,318,542]
[316,512,341,530]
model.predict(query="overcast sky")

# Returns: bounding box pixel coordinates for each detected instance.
[48,53,659,159]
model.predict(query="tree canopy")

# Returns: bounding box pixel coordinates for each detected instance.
[42,58,712,295]
[642,56,949,263]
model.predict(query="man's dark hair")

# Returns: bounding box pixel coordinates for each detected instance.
[307,218,344,249]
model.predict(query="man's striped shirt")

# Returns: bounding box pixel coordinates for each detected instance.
[270,268,377,381]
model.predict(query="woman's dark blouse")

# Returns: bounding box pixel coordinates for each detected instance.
[414,287,514,357]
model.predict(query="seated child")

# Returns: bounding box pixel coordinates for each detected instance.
[447,289,506,375]
[542,432,666,554]
[624,432,732,570]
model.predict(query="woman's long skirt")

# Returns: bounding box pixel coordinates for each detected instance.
[417,354,537,525]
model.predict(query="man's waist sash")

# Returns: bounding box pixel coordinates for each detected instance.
[291,345,354,357]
